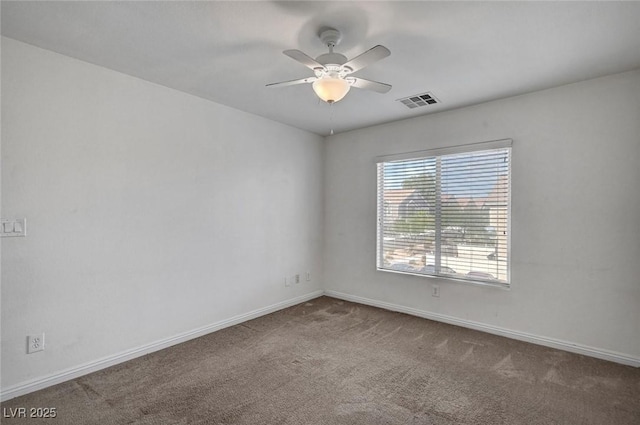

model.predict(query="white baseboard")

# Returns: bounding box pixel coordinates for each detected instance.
[0,290,324,402]
[324,290,640,368]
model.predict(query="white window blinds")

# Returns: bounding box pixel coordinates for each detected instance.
[376,141,511,286]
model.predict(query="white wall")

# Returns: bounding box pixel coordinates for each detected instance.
[324,70,640,360]
[1,38,324,391]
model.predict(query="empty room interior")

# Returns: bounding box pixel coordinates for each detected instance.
[1,1,639,424]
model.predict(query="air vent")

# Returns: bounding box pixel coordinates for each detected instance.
[397,92,440,109]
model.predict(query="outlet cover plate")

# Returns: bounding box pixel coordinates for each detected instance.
[27,334,45,354]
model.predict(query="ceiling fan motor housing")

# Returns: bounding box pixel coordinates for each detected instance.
[315,52,348,66]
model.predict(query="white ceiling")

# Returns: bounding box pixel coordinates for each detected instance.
[3,1,640,136]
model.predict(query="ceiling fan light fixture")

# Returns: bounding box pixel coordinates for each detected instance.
[312,77,350,103]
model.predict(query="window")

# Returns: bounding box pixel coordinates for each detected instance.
[376,140,511,286]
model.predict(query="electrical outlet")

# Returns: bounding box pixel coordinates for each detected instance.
[284,277,290,287]
[431,284,440,298]
[295,274,300,284]
[306,272,311,282]
[27,333,45,354]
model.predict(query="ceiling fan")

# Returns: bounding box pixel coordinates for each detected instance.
[266,27,391,104]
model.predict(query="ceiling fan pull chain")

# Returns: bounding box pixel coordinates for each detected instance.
[330,103,334,135]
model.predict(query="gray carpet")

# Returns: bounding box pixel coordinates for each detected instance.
[2,296,639,424]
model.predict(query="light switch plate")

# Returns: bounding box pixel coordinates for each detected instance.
[1,218,26,237]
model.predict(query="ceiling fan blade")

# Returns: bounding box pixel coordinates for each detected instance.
[343,45,390,73]
[283,49,326,71]
[266,77,317,88]
[350,77,392,93]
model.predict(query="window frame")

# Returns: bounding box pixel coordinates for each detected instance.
[375,139,512,288]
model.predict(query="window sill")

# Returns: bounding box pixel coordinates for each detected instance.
[377,267,511,290]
